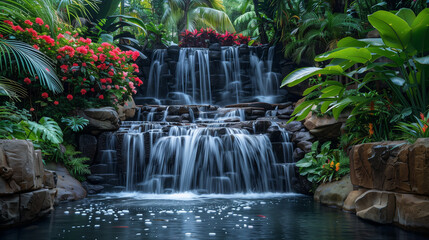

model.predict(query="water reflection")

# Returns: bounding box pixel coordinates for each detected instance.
[2,194,427,240]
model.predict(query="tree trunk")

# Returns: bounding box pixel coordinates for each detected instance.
[252,0,268,44]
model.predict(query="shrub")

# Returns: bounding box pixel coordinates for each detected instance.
[179,28,252,47]
[2,18,142,118]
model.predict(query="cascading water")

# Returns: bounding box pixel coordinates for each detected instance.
[115,106,295,193]
[221,46,242,104]
[146,49,167,99]
[175,48,212,104]
[249,46,282,103]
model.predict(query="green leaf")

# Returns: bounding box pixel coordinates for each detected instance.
[27,117,63,144]
[411,9,429,53]
[315,48,372,64]
[415,56,429,65]
[337,37,367,48]
[320,85,344,98]
[396,8,416,26]
[303,84,322,96]
[281,66,344,88]
[368,10,412,50]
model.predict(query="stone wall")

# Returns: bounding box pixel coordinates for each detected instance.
[315,139,429,233]
[0,140,57,229]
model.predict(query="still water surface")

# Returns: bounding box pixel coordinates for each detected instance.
[3,193,428,240]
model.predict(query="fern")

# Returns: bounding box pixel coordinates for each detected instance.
[62,145,91,181]
[25,117,63,144]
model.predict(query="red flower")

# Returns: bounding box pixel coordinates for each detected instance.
[4,20,13,26]
[82,62,87,67]
[57,33,65,40]
[33,44,39,50]
[98,95,104,100]
[132,51,140,61]
[35,18,44,25]
[24,77,31,84]
[80,89,87,95]
[60,65,68,72]
[100,78,107,84]
[30,108,35,112]
[45,24,49,29]
[108,71,114,76]
[41,92,49,99]
[91,88,95,92]
[24,20,33,26]
[54,101,59,105]
[62,77,67,81]
[420,113,425,121]
[67,94,73,101]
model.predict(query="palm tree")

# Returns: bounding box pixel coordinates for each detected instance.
[162,0,235,36]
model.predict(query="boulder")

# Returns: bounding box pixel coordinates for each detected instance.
[46,163,86,203]
[297,141,312,153]
[293,148,305,161]
[394,193,429,230]
[284,121,303,132]
[225,102,274,111]
[314,175,353,208]
[409,138,429,195]
[304,112,348,141]
[0,194,19,226]
[43,170,57,189]
[355,190,396,224]
[20,189,53,223]
[343,189,367,212]
[0,140,44,195]
[81,182,104,194]
[79,107,120,130]
[253,120,272,134]
[292,132,313,143]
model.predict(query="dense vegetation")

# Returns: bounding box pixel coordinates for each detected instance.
[0,0,428,185]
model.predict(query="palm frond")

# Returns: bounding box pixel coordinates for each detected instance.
[0,76,27,100]
[0,39,63,93]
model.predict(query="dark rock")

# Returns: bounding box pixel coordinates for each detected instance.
[87,175,105,184]
[46,163,86,203]
[43,170,57,189]
[79,134,97,162]
[292,132,313,143]
[89,164,109,174]
[297,141,313,153]
[314,175,353,208]
[165,116,181,123]
[81,182,104,194]
[278,115,291,120]
[285,121,303,132]
[79,107,120,131]
[278,106,294,115]
[225,102,274,110]
[0,194,19,226]
[20,189,53,223]
[293,148,305,161]
[223,117,240,123]
[253,120,272,134]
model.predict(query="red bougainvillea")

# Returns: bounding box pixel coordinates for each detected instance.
[179,28,253,48]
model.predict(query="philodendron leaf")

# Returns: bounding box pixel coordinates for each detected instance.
[411,9,429,53]
[315,48,372,63]
[281,66,343,87]
[396,8,416,26]
[368,10,411,50]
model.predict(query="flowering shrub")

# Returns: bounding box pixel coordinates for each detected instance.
[179,28,252,47]
[2,18,142,115]
[295,141,350,184]
[397,112,429,140]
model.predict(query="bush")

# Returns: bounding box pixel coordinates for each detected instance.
[179,28,252,47]
[296,141,350,183]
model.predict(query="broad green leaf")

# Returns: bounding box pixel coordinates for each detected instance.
[390,77,406,86]
[320,85,344,98]
[320,100,334,113]
[415,56,429,65]
[337,37,367,48]
[368,10,412,50]
[396,8,416,26]
[303,84,322,96]
[315,48,372,63]
[281,66,344,88]
[411,9,429,53]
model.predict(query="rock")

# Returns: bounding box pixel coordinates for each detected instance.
[90,164,109,174]
[81,182,104,194]
[20,189,53,223]
[43,170,57,189]
[80,107,120,130]
[293,148,305,161]
[87,175,104,184]
[0,140,44,195]
[223,117,240,123]
[285,121,303,132]
[278,106,294,115]
[292,132,313,143]
[297,141,312,153]
[253,120,272,134]
[225,102,274,111]
[165,115,181,123]
[79,134,98,162]
[304,112,348,141]
[314,175,353,208]
[355,190,396,224]
[343,189,367,212]
[117,99,136,121]
[409,138,429,195]
[277,115,290,120]
[251,110,265,116]
[0,194,19,226]
[46,163,86,202]
[394,193,429,230]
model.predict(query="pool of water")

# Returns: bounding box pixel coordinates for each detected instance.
[2,192,427,240]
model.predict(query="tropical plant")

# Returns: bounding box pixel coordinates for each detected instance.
[162,0,235,37]
[61,116,89,132]
[397,112,429,140]
[62,145,91,181]
[281,8,429,128]
[296,141,350,183]
[179,28,251,47]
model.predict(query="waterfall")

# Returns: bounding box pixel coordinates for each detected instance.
[221,46,242,104]
[175,48,212,104]
[249,46,281,103]
[146,49,167,99]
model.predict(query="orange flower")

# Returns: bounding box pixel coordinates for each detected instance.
[369,123,374,137]
[335,163,340,172]
[420,113,425,121]
[369,101,374,115]
[330,161,334,168]
[423,125,428,133]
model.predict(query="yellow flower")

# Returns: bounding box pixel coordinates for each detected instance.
[335,163,340,172]
[330,161,334,168]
